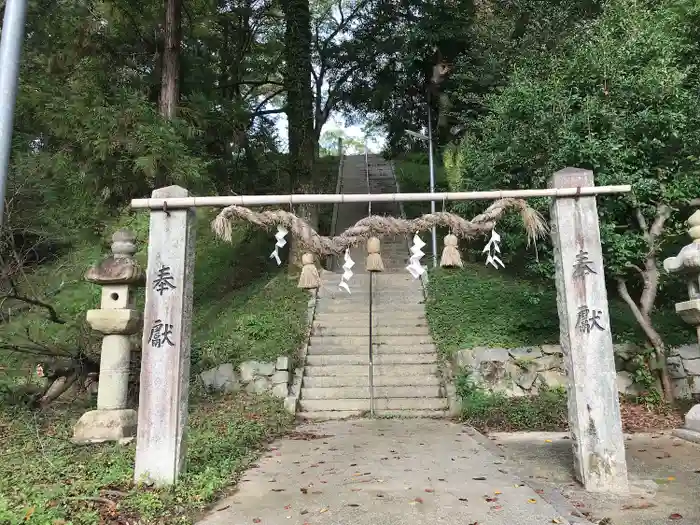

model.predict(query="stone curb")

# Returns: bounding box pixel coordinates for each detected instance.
[286,288,318,415]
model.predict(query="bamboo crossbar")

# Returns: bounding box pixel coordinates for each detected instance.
[130,185,632,210]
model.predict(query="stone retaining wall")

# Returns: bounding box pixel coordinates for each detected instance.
[199,357,296,399]
[454,343,700,399]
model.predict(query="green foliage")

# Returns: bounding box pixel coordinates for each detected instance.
[455,372,568,432]
[447,0,700,279]
[0,394,293,524]
[0,214,309,386]
[424,265,691,355]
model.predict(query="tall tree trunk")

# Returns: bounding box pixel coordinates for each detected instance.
[283,0,315,269]
[283,0,314,191]
[159,0,182,120]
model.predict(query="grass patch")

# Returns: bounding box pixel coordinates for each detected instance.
[0,393,293,524]
[424,264,690,355]
[455,373,568,432]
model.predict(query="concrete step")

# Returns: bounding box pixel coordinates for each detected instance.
[315,296,425,306]
[297,410,364,420]
[302,374,441,388]
[306,353,437,366]
[300,397,448,412]
[311,325,431,337]
[317,278,421,287]
[308,335,434,347]
[297,409,449,420]
[314,304,426,314]
[374,409,450,418]
[313,314,428,324]
[307,344,438,355]
[301,385,441,400]
[304,363,438,377]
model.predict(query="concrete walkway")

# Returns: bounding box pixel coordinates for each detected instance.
[198,419,580,525]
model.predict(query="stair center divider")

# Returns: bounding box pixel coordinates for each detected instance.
[363,144,375,417]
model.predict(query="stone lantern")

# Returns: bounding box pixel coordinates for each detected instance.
[664,210,700,443]
[73,230,144,443]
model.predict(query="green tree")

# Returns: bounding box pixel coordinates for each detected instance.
[445,0,700,400]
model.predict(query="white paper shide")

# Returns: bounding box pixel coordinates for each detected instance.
[406,233,426,279]
[338,249,354,293]
[269,226,288,265]
[483,228,505,269]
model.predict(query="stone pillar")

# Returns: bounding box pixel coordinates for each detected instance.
[134,185,196,487]
[664,210,700,443]
[73,230,144,443]
[550,168,628,493]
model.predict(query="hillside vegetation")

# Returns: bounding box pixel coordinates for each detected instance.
[0,154,338,523]
[394,154,692,355]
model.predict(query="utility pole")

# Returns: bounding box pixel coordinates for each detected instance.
[0,0,28,228]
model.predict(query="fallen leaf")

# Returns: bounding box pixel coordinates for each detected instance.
[535,489,544,495]
[494,491,502,495]
[300,488,308,494]
[284,505,291,510]
[424,488,434,493]
[491,505,503,511]
[412,497,424,504]
[528,499,537,504]
[667,476,676,481]
[253,519,261,524]
[472,476,486,481]
[485,496,498,503]
[320,507,328,513]
[347,503,360,507]
[24,508,35,521]
[300,510,308,515]
[545,439,552,443]
[552,519,562,524]
[272,489,285,492]
[669,513,683,520]
[459,497,468,502]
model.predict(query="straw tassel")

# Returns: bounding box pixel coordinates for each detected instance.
[440,233,463,268]
[365,236,384,272]
[297,252,321,289]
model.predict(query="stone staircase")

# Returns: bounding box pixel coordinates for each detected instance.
[297,154,448,420]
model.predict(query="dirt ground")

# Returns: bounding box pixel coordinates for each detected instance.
[487,430,700,525]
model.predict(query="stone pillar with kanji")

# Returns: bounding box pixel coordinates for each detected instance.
[134,185,196,487]
[664,210,700,443]
[550,167,629,493]
[73,230,144,443]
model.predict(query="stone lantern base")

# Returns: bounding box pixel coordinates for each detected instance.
[673,404,700,444]
[72,408,137,444]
